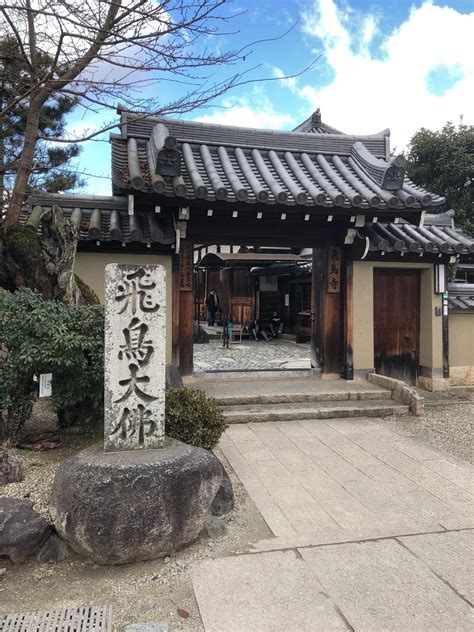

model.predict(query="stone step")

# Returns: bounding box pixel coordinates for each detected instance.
[222,399,409,424]
[215,389,388,407]
[193,369,316,380]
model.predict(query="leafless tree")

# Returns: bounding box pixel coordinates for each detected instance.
[0,0,311,229]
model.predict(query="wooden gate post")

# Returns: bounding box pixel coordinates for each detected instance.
[178,240,194,376]
[311,246,343,375]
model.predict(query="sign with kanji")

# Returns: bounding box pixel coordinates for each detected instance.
[39,373,52,397]
[179,240,193,291]
[104,264,166,452]
[327,247,342,294]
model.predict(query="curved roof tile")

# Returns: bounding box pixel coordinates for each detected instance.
[111,113,444,211]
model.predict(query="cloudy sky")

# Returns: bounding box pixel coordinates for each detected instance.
[67,0,474,195]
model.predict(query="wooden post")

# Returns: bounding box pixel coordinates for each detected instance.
[311,248,323,369]
[172,255,180,367]
[342,258,354,379]
[178,240,194,376]
[442,266,449,379]
[311,246,343,374]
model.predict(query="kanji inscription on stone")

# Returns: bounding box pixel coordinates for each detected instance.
[104,264,166,452]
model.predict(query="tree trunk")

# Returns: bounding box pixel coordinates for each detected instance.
[2,97,43,230]
[0,447,24,485]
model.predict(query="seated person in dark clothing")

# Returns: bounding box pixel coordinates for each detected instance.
[270,312,284,337]
[247,319,270,341]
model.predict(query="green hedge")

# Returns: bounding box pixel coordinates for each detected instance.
[165,387,227,450]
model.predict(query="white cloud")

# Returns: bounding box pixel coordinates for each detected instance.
[298,0,474,150]
[195,94,295,129]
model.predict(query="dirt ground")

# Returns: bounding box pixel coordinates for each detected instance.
[0,402,271,631]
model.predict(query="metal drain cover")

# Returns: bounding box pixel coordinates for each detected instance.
[0,605,113,632]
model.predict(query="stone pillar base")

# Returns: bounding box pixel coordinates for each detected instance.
[50,439,222,564]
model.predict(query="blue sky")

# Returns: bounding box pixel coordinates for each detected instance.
[66,0,474,195]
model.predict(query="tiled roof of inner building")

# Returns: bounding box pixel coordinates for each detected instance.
[448,284,474,310]
[21,194,175,245]
[196,252,303,268]
[111,113,445,211]
[358,211,474,257]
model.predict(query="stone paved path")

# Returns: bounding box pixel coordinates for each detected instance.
[194,339,310,372]
[191,416,474,631]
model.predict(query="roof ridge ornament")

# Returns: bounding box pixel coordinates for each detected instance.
[150,123,181,178]
[351,141,405,191]
[311,108,322,127]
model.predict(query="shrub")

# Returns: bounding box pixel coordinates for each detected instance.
[0,288,104,442]
[165,388,227,450]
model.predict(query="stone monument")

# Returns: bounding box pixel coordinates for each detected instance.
[104,264,166,452]
[50,264,223,565]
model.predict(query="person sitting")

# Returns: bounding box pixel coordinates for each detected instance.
[270,312,284,337]
[247,319,270,341]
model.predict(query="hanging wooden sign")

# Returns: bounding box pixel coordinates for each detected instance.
[179,240,193,291]
[327,247,342,293]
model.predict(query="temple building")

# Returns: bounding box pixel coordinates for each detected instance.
[23,109,474,389]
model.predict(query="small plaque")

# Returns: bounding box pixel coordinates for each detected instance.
[179,241,193,291]
[39,373,52,397]
[327,247,341,293]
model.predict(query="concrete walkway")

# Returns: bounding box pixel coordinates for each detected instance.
[191,417,474,631]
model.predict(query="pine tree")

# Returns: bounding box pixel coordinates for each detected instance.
[0,37,83,207]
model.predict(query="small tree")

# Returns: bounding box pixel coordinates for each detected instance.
[0,0,259,229]
[406,121,474,236]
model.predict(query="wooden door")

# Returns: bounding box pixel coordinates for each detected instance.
[374,269,420,384]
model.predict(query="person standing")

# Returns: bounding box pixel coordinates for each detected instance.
[205,290,219,326]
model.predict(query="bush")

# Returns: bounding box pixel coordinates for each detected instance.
[165,388,227,450]
[0,288,104,442]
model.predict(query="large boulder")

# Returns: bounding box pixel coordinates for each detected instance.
[49,439,222,565]
[211,466,235,516]
[0,498,52,563]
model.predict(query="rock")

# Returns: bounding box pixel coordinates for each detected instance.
[0,448,24,485]
[211,466,234,516]
[165,364,183,390]
[203,515,227,538]
[0,568,6,577]
[50,439,222,564]
[0,498,52,564]
[37,534,72,564]
[122,623,168,632]
[164,556,171,564]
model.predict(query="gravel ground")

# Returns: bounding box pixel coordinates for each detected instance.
[194,338,310,371]
[0,402,271,631]
[383,402,473,464]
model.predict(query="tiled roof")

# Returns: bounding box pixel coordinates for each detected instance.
[111,112,444,212]
[196,252,303,268]
[358,211,474,257]
[448,283,474,310]
[250,259,312,277]
[22,194,175,245]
